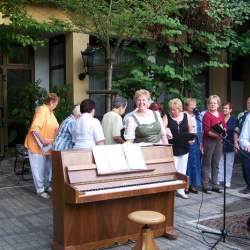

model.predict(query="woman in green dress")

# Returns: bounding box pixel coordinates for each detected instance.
[124,89,168,144]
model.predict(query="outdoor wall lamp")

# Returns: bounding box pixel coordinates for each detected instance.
[79,45,95,80]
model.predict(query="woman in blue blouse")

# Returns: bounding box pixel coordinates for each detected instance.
[218,102,237,188]
[184,98,202,194]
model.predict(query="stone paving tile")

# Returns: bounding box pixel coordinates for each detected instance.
[0,158,250,250]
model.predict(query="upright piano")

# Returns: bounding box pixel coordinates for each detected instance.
[52,145,188,250]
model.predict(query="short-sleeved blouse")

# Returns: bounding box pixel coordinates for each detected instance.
[24,104,59,155]
[72,113,105,149]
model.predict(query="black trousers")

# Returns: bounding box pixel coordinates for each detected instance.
[240,149,250,189]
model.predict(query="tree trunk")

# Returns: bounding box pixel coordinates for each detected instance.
[105,39,122,112]
[106,59,113,111]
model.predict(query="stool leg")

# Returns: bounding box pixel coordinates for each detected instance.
[133,226,159,250]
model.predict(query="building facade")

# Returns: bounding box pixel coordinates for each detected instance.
[0,4,249,156]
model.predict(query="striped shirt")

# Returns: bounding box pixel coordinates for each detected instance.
[53,115,76,150]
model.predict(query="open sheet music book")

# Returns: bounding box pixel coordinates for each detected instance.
[92,144,147,175]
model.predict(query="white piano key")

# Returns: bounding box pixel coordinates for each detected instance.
[83,180,184,196]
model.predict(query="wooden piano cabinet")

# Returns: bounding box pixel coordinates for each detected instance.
[52,146,187,250]
[53,192,177,250]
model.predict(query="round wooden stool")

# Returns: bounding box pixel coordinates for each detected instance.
[128,210,165,250]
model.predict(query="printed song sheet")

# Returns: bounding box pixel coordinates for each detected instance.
[122,144,147,170]
[91,146,112,174]
[92,144,147,175]
[33,132,52,153]
[104,145,129,172]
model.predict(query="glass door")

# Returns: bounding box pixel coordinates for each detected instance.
[0,46,34,149]
[0,67,7,157]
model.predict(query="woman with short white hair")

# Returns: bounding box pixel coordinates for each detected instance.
[167,98,194,199]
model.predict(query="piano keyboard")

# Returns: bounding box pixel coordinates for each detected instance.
[81,179,184,196]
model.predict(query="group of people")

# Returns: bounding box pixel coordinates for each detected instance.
[24,90,250,201]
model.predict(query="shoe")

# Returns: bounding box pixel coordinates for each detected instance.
[184,188,189,194]
[247,216,250,228]
[219,181,224,186]
[239,188,250,194]
[189,187,198,194]
[212,187,223,193]
[45,186,52,193]
[176,191,189,199]
[202,188,212,194]
[37,192,50,199]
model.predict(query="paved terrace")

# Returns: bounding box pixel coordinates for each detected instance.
[0,156,250,250]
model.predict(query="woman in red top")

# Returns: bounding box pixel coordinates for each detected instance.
[202,95,226,194]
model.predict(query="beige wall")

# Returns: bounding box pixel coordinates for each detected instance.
[0,4,70,24]
[25,4,90,104]
[1,3,90,105]
[0,12,10,25]
[66,33,89,105]
[209,51,228,103]
[25,5,69,22]
[25,4,70,23]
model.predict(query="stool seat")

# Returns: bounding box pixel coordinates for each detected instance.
[128,211,165,250]
[128,210,165,225]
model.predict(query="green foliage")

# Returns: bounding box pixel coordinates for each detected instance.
[55,0,186,40]
[181,0,250,59]
[2,0,250,111]
[230,30,250,57]
[208,0,250,25]
[113,44,207,101]
[0,0,72,50]
[8,81,47,144]
[114,0,250,105]
[55,0,187,109]
[51,85,74,124]
[9,81,47,129]
[8,81,73,144]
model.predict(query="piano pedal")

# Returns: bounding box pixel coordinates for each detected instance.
[128,239,136,244]
[97,242,120,249]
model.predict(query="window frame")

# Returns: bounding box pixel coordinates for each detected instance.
[49,34,66,89]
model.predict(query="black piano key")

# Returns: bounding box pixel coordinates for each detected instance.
[80,179,177,193]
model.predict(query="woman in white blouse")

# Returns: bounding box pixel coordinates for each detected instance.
[124,89,168,144]
[72,99,105,149]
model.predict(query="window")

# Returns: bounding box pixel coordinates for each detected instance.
[49,35,65,88]
[7,69,32,112]
[88,37,137,117]
[0,50,3,65]
[8,47,32,64]
[6,46,34,116]
[232,57,243,81]
[89,72,106,118]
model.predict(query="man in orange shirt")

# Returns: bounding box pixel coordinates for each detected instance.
[25,93,59,199]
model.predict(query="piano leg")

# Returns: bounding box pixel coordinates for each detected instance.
[164,227,179,240]
[163,191,179,240]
